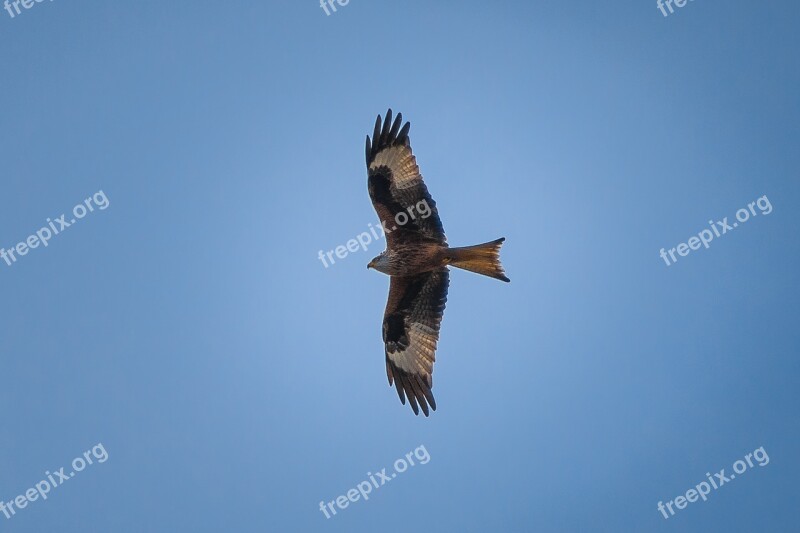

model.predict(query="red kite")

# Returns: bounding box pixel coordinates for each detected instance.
[366,109,509,416]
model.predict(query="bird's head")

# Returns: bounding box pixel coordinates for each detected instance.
[367,252,389,273]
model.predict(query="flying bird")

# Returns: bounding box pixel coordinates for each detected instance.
[366,109,509,416]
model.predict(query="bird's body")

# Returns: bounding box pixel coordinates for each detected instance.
[368,234,444,277]
[366,109,509,416]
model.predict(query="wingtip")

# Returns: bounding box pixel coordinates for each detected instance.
[417,398,433,417]
[397,121,411,145]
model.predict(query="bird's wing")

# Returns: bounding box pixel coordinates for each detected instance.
[383,268,449,416]
[366,109,446,246]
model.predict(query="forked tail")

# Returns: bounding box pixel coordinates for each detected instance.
[447,238,510,282]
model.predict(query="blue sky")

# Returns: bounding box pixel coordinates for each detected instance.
[0,1,798,531]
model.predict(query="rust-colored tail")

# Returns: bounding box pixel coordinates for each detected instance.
[447,238,510,282]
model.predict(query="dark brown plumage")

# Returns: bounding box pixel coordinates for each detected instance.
[366,109,509,416]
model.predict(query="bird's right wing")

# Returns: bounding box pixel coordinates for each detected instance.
[366,109,447,246]
[382,269,449,416]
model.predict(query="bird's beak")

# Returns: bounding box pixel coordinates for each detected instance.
[367,260,375,270]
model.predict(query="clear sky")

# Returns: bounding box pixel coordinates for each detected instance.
[1,1,798,532]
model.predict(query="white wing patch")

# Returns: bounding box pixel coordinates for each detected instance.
[386,321,438,377]
[369,145,421,190]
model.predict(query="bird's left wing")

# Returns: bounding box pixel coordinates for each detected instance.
[366,109,446,246]
[383,269,449,416]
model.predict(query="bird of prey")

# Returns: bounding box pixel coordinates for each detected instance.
[366,109,509,416]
